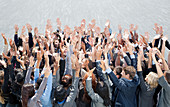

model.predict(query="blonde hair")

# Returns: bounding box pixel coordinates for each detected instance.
[147,72,159,89]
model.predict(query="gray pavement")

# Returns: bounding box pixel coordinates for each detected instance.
[0,0,170,58]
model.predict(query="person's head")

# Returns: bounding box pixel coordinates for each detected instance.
[21,84,35,107]
[145,72,158,89]
[96,81,111,106]
[164,70,170,84]
[113,66,123,79]
[54,85,67,102]
[121,66,136,80]
[158,59,163,70]
[61,74,72,88]
[16,72,24,85]
[35,77,43,90]
[53,39,59,48]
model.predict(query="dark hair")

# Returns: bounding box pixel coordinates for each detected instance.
[115,66,123,79]
[124,66,136,79]
[21,84,35,107]
[82,73,97,103]
[54,85,67,102]
[16,72,24,83]
[35,77,43,90]
[61,74,72,88]
[96,81,111,106]
[165,70,170,84]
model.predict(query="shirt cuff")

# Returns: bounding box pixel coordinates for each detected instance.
[106,68,112,74]
[60,57,64,60]
[123,52,127,57]
[115,49,119,53]
[96,60,100,62]
[87,76,92,80]
[102,70,106,74]
[134,44,138,47]
[152,60,155,65]
[147,46,151,50]
[130,55,135,59]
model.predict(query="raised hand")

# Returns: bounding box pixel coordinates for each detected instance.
[81,19,86,25]
[56,18,61,27]
[29,56,35,67]
[44,66,51,78]
[1,33,7,45]
[53,53,60,67]
[162,35,168,41]
[2,53,12,65]
[105,20,110,27]
[16,55,25,70]
[37,51,43,61]
[117,33,122,44]
[21,26,26,34]
[88,67,96,77]
[14,24,19,32]
[26,23,32,32]
[100,60,106,71]
[95,26,101,35]
[159,26,163,35]
[145,32,149,42]
[133,25,138,31]
[129,24,134,31]
[96,46,102,60]
[153,23,159,34]
[34,27,38,36]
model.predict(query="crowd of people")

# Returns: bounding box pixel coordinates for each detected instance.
[0,18,169,107]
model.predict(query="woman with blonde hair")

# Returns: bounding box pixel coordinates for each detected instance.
[137,50,158,107]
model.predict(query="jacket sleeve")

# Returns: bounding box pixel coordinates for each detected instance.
[8,64,15,82]
[2,66,10,94]
[65,45,72,75]
[124,55,131,66]
[59,59,65,81]
[28,32,33,49]
[40,72,52,105]
[137,71,148,92]
[31,77,48,102]
[14,33,19,48]
[52,68,60,88]
[158,76,170,92]
[86,77,104,102]
[24,67,33,84]
[34,68,39,83]
[130,54,137,70]
[95,61,106,81]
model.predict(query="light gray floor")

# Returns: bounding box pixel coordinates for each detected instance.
[0,0,170,58]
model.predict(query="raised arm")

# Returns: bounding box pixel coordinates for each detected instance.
[152,49,170,91]
[24,56,35,84]
[1,33,8,55]
[52,53,60,88]
[14,25,19,47]
[161,36,167,57]
[26,24,33,49]
[66,56,80,103]
[34,51,43,82]
[137,48,148,91]
[32,67,51,101]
